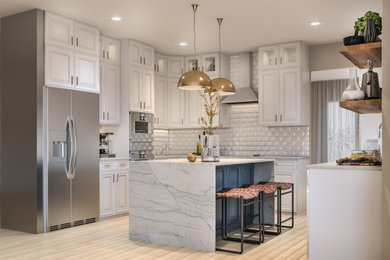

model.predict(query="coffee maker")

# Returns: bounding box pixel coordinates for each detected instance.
[99,132,115,158]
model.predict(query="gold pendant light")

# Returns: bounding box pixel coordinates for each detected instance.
[210,18,236,96]
[177,4,212,90]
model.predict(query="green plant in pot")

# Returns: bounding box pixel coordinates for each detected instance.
[354,11,382,38]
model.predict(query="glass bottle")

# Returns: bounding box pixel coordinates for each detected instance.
[342,68,365,101]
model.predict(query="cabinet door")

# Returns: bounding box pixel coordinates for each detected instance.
[129,41,143,66]
[279,42,300,67]
[75,53,99,93]
[141,70,154,113]
[202,53,219,78]
[167,79,184,127]
[279,68,301,125]
[185,55,202,71]
[274,171,296,212]
[142,45,154,70]
[99,63,105,123]
[105,37,121,64]
[74,22,99,55]
[45,12,74,49]
[103,64,120,124]
[115,171,129,214]
[168,57,184,77]
[184,91,203,127]
[99,37,105,60]
[259,70,280,125]
[45,46,74,89]
[155,54,168,75]
[154,76,168,127]
[100,172,116,217]
[129,67,142,111]
[259,45,279,69]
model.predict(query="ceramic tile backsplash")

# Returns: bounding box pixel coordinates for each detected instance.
[154,103,309,157]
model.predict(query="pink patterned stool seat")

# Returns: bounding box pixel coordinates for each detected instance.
[240,184,277,194]
[257,181,292,190]
[216,188,260,200]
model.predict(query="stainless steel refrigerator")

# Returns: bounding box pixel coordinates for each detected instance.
[1,9,99,233]
[47,88,99,231]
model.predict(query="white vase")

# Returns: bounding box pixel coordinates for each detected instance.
[201,135,220,162]
[342,68,365,101]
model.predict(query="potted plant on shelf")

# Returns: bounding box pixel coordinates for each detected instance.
[199,87,221,162]
[344,11,382,45]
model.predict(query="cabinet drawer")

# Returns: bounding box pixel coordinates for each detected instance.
[114,161,129,170]
[274,160,297,171]
[100,162,114,171]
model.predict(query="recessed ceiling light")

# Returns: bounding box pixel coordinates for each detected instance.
[179,42,188,46]
[111,16,122,22]
[310,21,321,26]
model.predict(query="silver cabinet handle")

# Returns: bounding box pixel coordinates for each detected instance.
[140,56,142,64]
[113,174,115,183]
[70,116,77,179]
[103,112,105,120]
[71,76,74,85]
[107,112,110,120]
[103,50,105,59]
[275,57,277,65]
[143,57,146,65]
[280,114,283,122]
[275,114,277,122]
[140,101,142,108]
[71,36,74,46]
[107,51,110,60]
[76,38,79,47]
[143,102,145,109]
[76,77,79,86]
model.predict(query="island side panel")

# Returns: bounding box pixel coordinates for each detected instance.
[129,161,216,252]
[254,162,275,225]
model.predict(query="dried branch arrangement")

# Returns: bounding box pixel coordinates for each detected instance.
[199,87,221,135]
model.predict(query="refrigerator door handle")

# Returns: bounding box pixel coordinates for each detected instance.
[66,116,73,180]
[70,116,78,179]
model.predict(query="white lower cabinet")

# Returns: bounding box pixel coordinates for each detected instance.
[99,161,129,218]
[273,158,308,213]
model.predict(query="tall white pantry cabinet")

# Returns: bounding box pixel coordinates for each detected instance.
[258,41,310,126]
[45,12,100,93]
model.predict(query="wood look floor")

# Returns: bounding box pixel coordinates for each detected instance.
[0,208,308,260]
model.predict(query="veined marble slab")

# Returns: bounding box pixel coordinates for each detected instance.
[129,159,274,252]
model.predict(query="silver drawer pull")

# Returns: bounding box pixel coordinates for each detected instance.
[119,163,126,167]
[104,164,111,168]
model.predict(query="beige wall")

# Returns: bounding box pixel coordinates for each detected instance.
[382,0,390,258]
[310,42,355,71]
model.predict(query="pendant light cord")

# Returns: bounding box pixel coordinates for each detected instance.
[192,4,197,70]
[219,20,221,77]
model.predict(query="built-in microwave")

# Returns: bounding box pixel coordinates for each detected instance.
[130,112,153,136]
[129,112,154,160]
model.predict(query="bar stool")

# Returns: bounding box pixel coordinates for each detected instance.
[245,182,294,234]
[215,187,264,254]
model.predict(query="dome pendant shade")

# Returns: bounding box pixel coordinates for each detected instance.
[211,78,236,96]
[178,70,212,90]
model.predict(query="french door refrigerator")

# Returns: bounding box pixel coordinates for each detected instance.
[47,88,99,231]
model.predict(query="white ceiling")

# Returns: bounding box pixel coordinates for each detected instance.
[0,0,382,55]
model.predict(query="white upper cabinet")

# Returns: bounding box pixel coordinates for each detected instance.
[201,53,219,78]
[74,22,99,55]
[154,76,168,128]
[154,53,168,75]
[45,12,100,93]
[168,56,184,78]
[128,67,154,113]
[167,78,184,127]
[45,46,74,89]
[185,55,202,72]
[141,70,154,112]
[74,53,99,92]
[129,40,154,71]
[258,41,309,126]
[184,91,203,127]
[100,63,120,125]
[100,36,120,64]
[45,13,74,48]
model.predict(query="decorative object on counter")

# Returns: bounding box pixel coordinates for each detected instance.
[187,153,197,162]
[343,31,364,46]
[364,139,381,159]
[361,59,381,98]
[177,4,212,91]
[200,133,220,162]
[99,132,115,158]
[354,11,382,42]
[336,157,381,166]
[196,135,201,154]
[210,18,236,96]
[341,68,365,101]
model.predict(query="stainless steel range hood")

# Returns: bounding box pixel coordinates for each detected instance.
[222,52,258,104]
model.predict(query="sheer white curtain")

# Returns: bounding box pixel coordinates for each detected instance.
[311,79,358,163]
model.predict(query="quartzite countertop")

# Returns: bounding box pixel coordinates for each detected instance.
[128,158,275,252]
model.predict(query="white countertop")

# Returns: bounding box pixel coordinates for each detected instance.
[100,157,129,161]
[131,157,274,166]
[307,162,382,171]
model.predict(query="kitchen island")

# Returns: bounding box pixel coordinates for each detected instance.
[128,157,275,252]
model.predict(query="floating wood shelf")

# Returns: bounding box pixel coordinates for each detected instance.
[339,42,382,68]
[339,99,382,114]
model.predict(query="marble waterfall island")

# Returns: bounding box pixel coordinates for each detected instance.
[129,158,275,252]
